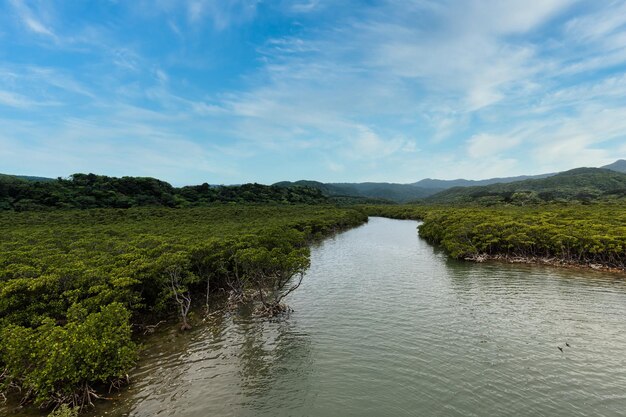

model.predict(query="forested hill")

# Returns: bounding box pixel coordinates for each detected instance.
[273,180,439,202]
[0,173,327,211]
[425,168,626,204]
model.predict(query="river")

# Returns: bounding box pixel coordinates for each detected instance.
[69,218,626,416]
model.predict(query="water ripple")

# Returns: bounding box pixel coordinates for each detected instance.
[89,217,626,417]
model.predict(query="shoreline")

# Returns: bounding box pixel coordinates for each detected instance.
[464,253,626,275]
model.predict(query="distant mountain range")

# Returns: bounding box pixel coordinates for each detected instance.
[273,180,435,203]
[426,167,626,204]
[4,159,626,204]
[275,159,626,203]
[411,173,555,189]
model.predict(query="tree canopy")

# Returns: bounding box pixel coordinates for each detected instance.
[0,173,328,211]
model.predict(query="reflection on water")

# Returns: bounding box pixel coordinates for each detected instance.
[93,308,314,417]
[10,217,625,417]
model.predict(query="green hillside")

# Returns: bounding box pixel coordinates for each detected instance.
[0,173,328,211]
[274,180,439,203]
[412,173,555,189]
[425,168,626,204]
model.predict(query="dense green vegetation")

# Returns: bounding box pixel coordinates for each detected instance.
[0,206,367,409]
[358,204,626,269]
[0,173,328,211]
[418,205,626,268]
[425,168,626,205]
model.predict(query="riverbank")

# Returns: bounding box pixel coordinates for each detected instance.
[0,206,367,411]
[357,204,626,273]
[464,253,626,274]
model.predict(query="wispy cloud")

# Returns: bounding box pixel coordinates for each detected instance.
[9,0,57,39]
[0,89,60,108]
[0,113,241,184]
[0,90,41,108]
[467,133,523,159]
[288,0,321,14]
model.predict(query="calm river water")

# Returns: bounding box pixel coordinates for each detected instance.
[61,218,626,416]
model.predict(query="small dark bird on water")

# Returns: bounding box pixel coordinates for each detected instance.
[558,346,563,353]
[566,342,570,347]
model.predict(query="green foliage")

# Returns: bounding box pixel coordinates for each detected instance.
[0,205,367,408]
[0,173,328,211]
[1,303,136,406]
[233,228,311,308]
[355,204,430,220]
[48,405,79,417]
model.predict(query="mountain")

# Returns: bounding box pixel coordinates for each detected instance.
[414,158,625,192]
[425,168,626,204]
[413,173,555,190]
[274,160,626,203]
[330,182,440,202]
[274,181,440,203]
[602,159,626,173]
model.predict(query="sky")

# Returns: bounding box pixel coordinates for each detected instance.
[1,0,626,185]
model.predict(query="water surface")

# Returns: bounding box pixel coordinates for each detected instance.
[91,217,626,416]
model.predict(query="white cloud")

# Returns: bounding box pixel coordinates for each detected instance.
[0,90,38,108]
[564,2,626,43]
[326,160,344,173]
[186,0,259,29]
[360,2,567,111]
[289,0,321,14]
[348,126,405,160]
[467,133,522,158]
[0,115,240,184]
[0,90,59,108]
[23,16,54,37]
[9,0,57,39]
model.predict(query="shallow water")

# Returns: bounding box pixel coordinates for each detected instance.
[9,217,626,416]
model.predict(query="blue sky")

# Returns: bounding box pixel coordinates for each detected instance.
[1,0,626,185]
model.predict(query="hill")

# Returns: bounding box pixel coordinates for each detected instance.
[0,173,55,182]
[274,180,439,203]
[413,173,555,190]
[0,173,328,211]
[425,168,626,204]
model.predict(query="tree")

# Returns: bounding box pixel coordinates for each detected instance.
[234,229,311,316]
